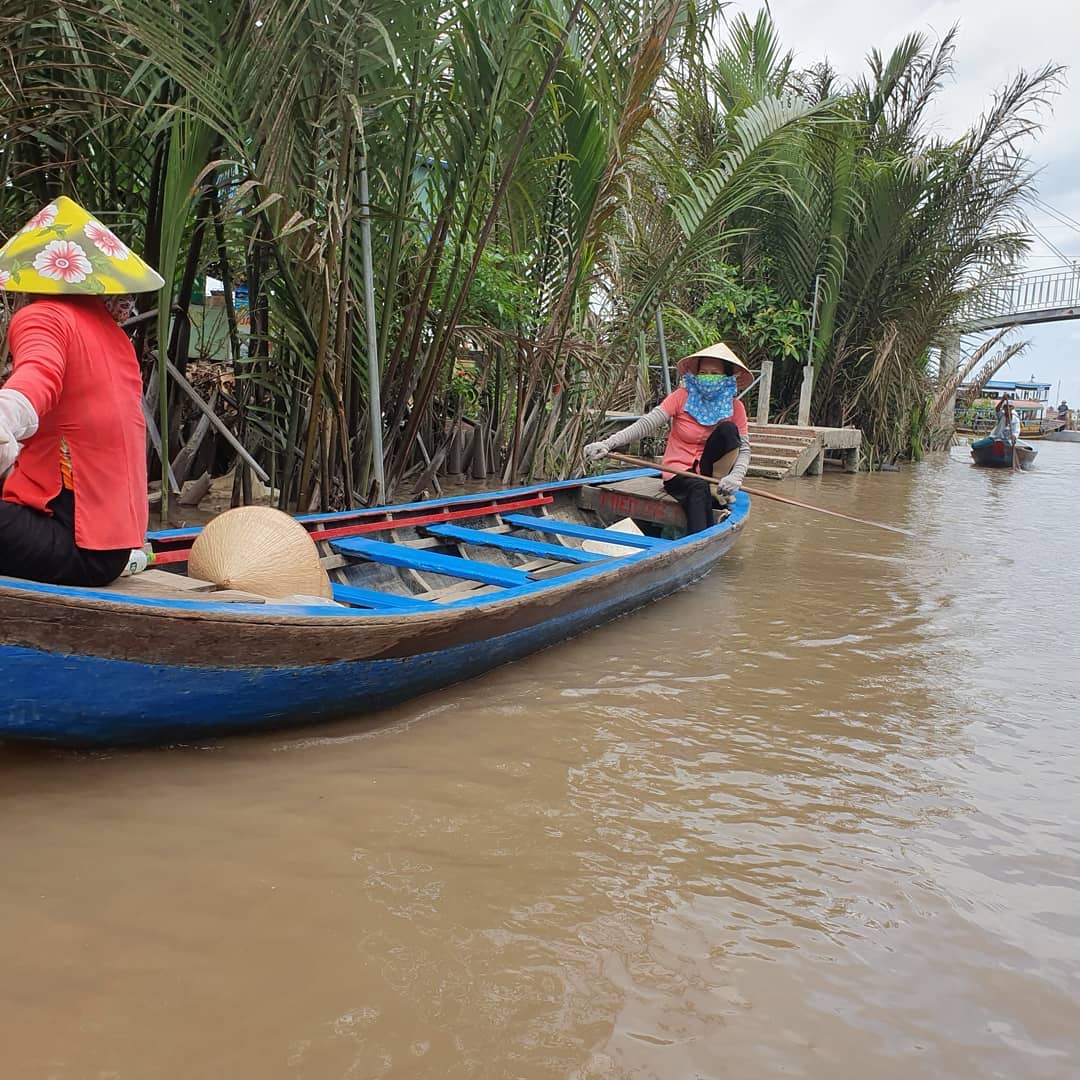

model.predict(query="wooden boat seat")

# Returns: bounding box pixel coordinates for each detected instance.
[109,573,423,611]
[108,569,216,592]
[578,476,688,529]
[424,523,608,564]
[332,536,532,587]
[500,513,666,550]
[100,569,267,603]
[330,584,445,612]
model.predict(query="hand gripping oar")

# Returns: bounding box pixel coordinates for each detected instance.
[606,452,913,537]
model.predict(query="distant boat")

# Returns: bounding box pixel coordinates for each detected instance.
[1045,429,1080,443]
[971,435,1037,469]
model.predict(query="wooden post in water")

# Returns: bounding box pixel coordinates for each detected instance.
[756,359,773,426]
[797,365,814,427]
[799,274,823,427]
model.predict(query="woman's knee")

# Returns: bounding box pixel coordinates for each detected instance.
[700,422,741,476]
[704,420,741,457]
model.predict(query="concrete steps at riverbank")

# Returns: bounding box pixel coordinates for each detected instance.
[747,423,862,478]
[747,425,818,479]
[599,413,863,480]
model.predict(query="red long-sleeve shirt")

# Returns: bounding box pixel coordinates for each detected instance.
[4,297,147,550]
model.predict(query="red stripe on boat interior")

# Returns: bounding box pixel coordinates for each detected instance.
[152,492,556,547]
[151,494,554,566]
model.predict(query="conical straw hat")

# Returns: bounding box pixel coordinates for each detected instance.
[675,341,754,391]
[188,506,333,600]
[580,516,647,557]
[0,196,165,295]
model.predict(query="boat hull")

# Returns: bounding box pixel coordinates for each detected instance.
[0,486,747,744]
[970,436,1037,469]
[1045,429,1080,443]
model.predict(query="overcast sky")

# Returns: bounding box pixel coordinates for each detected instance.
[737,0,1079,407]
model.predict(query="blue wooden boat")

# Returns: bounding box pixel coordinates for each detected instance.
[0,469,749,745]
[971,435,1037,469]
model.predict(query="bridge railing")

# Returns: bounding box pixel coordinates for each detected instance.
[961,263,1080,325]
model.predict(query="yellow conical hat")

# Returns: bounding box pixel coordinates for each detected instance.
[0,196,165,295]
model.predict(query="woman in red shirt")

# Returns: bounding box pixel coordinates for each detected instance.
[584,342,754,534]
[0,197,163,585]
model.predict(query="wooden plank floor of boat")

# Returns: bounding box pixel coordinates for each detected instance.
[99,569,267,604]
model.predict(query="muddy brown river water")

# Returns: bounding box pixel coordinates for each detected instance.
[2,443,1079,1079]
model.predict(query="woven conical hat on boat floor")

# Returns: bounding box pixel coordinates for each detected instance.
[580,516,646,557]
[188,506,332,600]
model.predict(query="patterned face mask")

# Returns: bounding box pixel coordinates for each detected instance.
[683,373,737,425]
[104,294,136,323]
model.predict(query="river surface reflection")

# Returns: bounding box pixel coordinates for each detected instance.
[2,443,1079,1078]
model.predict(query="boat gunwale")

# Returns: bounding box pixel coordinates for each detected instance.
[0,477,749,626]
[145,468,660,542]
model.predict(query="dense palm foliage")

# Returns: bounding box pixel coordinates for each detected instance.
[635,14,1061,461]
[0,3,1059,512]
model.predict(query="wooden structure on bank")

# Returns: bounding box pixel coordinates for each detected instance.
[747,424,862,479]
[747,358,862,477]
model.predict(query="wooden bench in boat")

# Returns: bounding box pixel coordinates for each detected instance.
[103,570,433,613]
[500,514,666,550]
[101,569,267,604]
[331,536,532,587]
[577,476,730,529]
[424,523,608,564]
[578,476,687,528]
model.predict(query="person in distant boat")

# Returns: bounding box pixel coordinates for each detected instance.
[583,342,753,534]
[0,196,164,585]
[1058,401,1070,425]
[991,395,1021,447]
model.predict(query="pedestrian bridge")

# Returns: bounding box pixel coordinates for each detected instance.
[960,264,1080,331]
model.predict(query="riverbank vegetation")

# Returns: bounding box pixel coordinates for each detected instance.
[1,2,1060,508]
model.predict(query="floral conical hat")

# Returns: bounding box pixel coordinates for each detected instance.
[0,196,165,295]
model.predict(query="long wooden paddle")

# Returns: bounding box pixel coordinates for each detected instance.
[606,451,913,537]
[1002,427,1019,470]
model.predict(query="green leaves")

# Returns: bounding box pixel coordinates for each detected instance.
[2,0,1059,491]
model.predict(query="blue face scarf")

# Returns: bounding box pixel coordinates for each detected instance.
[683,373,737,425]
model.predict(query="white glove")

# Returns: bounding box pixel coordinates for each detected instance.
[583,440,611,462]
[717,474,741,496]
[0,432,18,478]
[0,389,40,479]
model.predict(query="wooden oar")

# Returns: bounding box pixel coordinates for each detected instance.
[606,452,913,537]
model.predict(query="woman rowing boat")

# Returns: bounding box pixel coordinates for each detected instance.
[584,342,753,533]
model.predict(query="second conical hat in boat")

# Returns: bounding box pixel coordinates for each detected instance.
[0,195,165,295]
[580,516,647,557]
[188,506,332,600]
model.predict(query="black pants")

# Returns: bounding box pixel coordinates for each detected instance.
[0,487,130,586]
[663,420,741,535]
